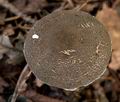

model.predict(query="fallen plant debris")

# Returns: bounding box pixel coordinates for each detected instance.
[97,4,120,70]
[0,0,120,102]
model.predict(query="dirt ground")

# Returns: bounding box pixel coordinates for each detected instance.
[0,0,120,102]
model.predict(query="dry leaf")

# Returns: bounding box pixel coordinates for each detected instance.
[15,32,25,50]
[97,4,120,50]
[0,34,24,65]
[0,35,13,59]
[24,89,66,102]
[109,49,120,70]
[0,12,6,25]
[0,35,13,48]
[12,0,27,11]
[3,24,15,36]
[24,0,48,13]
[0,77,8,93]
[34,78,43,87]
[0,96,5,102]
[0,44,8,59]
[6,50,24,65]
[96,4,120,70]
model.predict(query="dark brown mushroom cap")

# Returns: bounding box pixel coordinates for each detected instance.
[24,10,111,90]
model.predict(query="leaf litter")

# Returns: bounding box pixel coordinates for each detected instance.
[0,0,120,102]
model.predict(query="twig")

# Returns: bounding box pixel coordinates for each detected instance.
[67,0,74,7]
[108,68,120,85]
[80,0,91,10]
[0,0,35,24]
[5,16,20,22]
[74,0,91,11]
[18,25,32,30]
[11,64,32,102]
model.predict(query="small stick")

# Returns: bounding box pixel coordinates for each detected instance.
[74,0,91,11]
[79,0,91,10]
[0,0,35,24]
[11,64,32,102]
[5,16,20,22]
[67,0,74,7]
[18,25,32,30]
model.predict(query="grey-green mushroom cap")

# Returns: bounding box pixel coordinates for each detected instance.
[24,10,111,91]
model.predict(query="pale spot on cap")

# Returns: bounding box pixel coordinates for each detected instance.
[32,34,39,39]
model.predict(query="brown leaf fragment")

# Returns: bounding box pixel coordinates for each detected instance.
[0,96,5,102]
[97,4,120,50]
[0,34,13,59]
[34,78,43,87]
[0,35,13,48]
[109,49,120,70]
[0,44,9,59]
[6,50,24,65]
[96,4,120,70]
[12,0,28,11]
[3,24,15,36]
[23,0,48,13]
[24,89,66,102]
[0,0,35,23]
[14,32,25,50]
[94,83,109,102]
[0,13,6,25]
[0,77,9,93]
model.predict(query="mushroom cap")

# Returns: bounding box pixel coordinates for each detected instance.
[24,10,111,90]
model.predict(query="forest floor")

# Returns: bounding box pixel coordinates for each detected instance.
[0,0,120,102]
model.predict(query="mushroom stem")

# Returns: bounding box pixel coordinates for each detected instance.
[11,64,31,102]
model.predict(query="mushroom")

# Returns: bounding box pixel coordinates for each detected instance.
[24,10,111,91]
